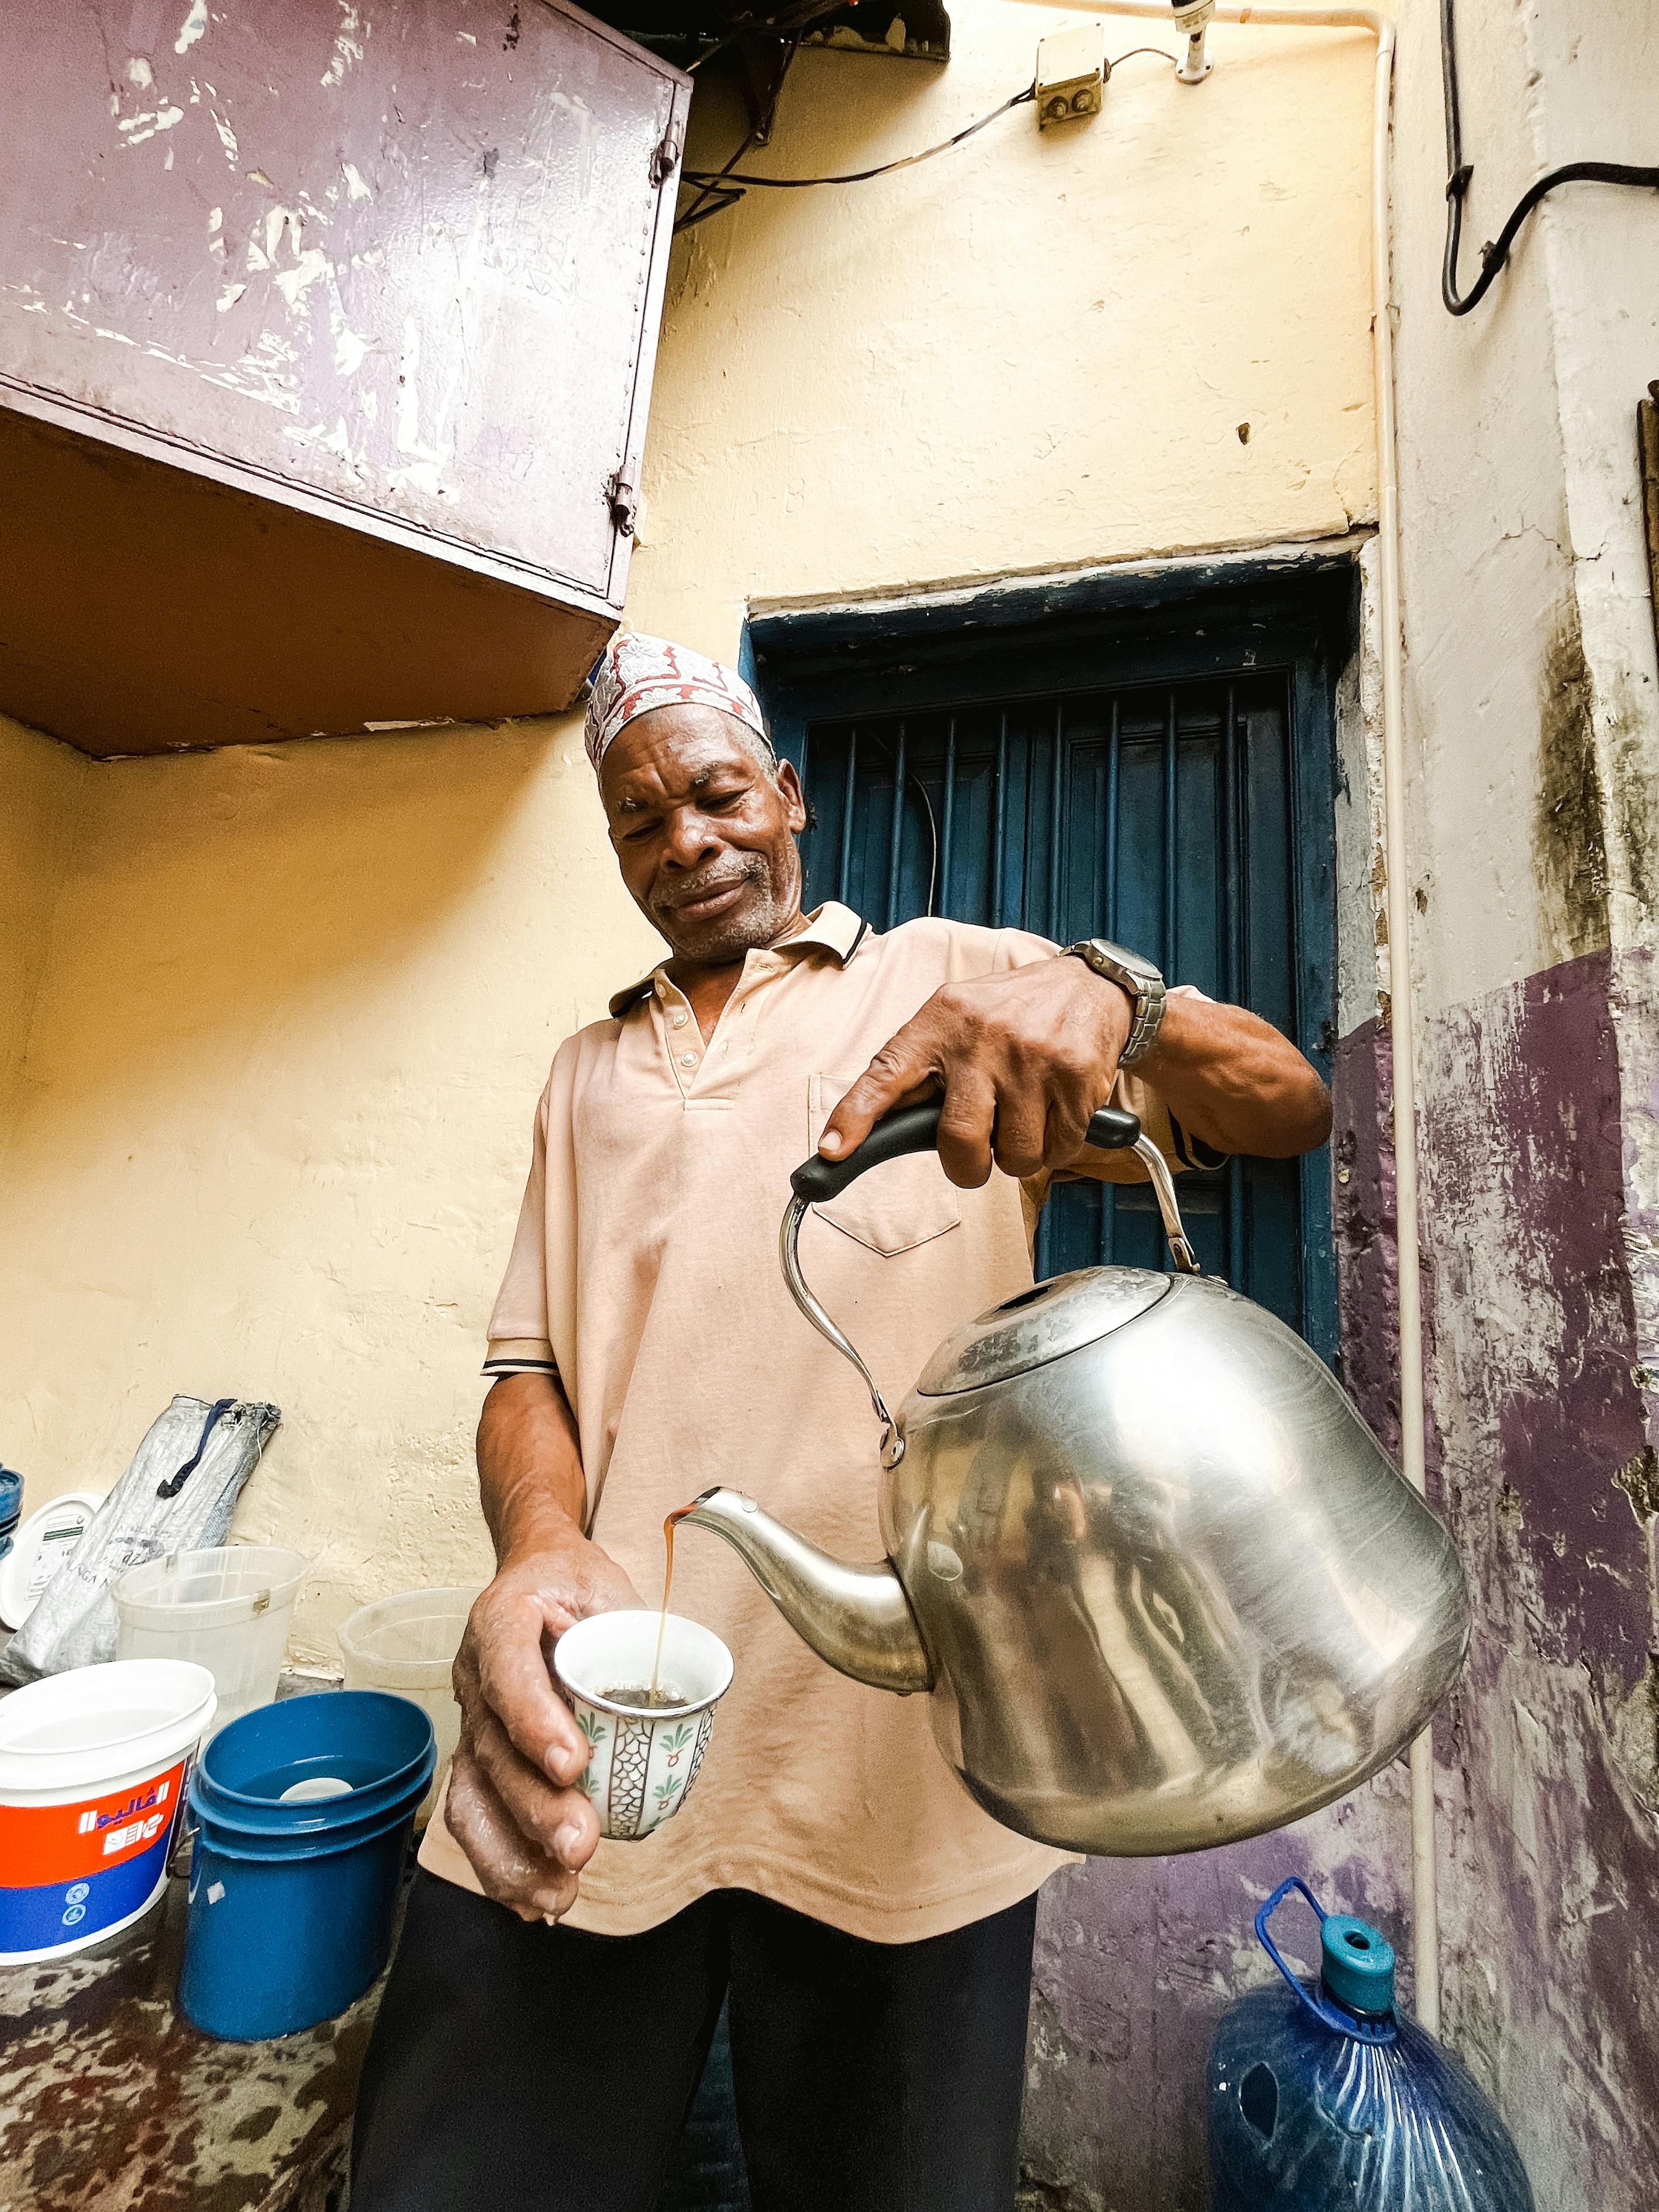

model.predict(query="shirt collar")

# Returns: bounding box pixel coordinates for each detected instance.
[608,902,870,1019]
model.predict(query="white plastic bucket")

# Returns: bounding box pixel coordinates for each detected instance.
[0,1658,216,1963]
[337,1586,482,1826]
[113,1545,308,1735]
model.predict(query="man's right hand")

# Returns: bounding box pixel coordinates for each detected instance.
[447,1537,643,1923]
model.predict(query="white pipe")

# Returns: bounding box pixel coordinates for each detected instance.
[1009,0,1440,2035]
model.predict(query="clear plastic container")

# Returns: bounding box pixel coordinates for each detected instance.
[337,1586,481,1826]
[113,1546,308,1735]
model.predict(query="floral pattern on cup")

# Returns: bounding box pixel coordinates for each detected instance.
[567,1695,716,1840]
[554,1611,732,1844]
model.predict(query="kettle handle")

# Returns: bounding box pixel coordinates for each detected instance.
[781,1100,1200,1465]
[789,1099,1200,1275]
[791,1101,1139,1203]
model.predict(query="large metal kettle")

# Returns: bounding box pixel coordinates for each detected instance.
[681,1103,1470,1856]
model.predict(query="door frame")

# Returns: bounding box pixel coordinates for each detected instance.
[741,549,1358,1365]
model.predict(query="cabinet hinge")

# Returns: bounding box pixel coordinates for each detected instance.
[650,125,682,188]
[606,470,639,537]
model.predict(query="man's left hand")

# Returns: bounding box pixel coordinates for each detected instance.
[819,957,1132,1189]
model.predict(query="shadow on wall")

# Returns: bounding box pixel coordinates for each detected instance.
[5,717,587,1140]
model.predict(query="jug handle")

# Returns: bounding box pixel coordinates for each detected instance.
[1255,1877,1397,2047]
[782,1102,1199,1464]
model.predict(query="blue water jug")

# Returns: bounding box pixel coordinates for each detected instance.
[1208,1878,1533,2210]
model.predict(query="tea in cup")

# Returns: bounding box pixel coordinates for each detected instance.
[553,1610,732,1842]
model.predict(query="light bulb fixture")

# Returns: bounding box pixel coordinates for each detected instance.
[1171,0,1215,82]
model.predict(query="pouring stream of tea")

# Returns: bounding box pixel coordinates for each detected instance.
[650,1505,694,1702]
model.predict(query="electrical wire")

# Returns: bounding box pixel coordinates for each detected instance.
[685,1,852,74]
[682,81,1036,196]
[675,35,804,233]
[678,46,1174,229]
[1441,0,1659,316]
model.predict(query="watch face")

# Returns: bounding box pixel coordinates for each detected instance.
[1092,939,1160,983]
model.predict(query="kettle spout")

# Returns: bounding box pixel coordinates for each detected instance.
[680,1488,933,1696]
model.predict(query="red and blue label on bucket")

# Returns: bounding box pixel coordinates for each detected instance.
[0,1758,187,1958]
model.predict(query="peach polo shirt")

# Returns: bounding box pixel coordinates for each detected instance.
[420,904,1217,1941]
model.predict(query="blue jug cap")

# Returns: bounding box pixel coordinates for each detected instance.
[1320,1913,1395,2018]
[0,1466,22,1534]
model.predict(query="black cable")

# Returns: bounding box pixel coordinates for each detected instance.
[678,46,1174,234]
[682,82,1035,196]
[675,36,802,233]
[1441,0,1659,317]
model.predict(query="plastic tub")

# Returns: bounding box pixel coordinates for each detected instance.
[113,1546,308,1735]
[338,1585,480,1825]
[178,1690,436,2041]
[0,1488,105,1629]
[0,1658,216,1963]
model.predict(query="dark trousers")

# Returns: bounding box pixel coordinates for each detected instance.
[350,1871,1039,2212]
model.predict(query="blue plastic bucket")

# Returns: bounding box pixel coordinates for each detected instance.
[178,1691,434,2041]
[194,1688,434,1830]
[0,1465,23,1570]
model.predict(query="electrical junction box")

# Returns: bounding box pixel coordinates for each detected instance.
[0,0,689,755]
[1036,20,1107,127]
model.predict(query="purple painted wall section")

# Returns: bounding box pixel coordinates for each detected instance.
[1020,947,1659,2210]
[1419,947,1659,2206]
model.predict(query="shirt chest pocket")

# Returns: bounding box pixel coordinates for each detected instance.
[806,1074,962,1257]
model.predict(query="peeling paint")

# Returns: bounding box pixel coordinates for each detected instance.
[321,0,365,90]
[174,0,209,56]
[118,104,184,147]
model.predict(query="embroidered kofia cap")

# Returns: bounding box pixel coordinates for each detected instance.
[584,631,771,774]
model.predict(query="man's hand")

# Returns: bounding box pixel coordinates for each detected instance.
[820,956,1134,1188]
[447,1537,643,1923]
[818,954,1333,1184]
[451,1371,642,1922]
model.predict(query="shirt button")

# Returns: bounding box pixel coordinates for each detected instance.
[680,1051,699,1069]
[671,1010,688,1029]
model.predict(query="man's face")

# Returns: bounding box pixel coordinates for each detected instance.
[600,705,808,965]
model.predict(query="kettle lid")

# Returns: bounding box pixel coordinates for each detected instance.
[914,1266,1172,1395]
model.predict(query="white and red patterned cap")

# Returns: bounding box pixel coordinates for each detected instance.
[584,630,771,775]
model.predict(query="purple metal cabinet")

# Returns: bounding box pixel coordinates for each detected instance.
[0,1,688,754]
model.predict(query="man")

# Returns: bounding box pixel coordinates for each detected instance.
[351,633,1331,2212]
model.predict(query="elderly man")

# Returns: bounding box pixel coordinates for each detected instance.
[351,634,1330,2212]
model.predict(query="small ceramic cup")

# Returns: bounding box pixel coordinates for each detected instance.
[553,1610,733,1842]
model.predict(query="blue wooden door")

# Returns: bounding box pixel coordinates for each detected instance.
[790,671,1325,1345]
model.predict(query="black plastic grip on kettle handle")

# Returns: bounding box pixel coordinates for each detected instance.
[789,1100,1141,1204]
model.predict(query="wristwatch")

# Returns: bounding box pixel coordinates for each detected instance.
[1064,938,1168,1068]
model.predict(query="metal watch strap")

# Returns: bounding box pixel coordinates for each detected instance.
[1065,940,1167,1068]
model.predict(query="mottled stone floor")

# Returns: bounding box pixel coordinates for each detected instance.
[0,1874,378,2212]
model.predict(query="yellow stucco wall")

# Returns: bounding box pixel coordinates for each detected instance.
[0,3,1374,1661]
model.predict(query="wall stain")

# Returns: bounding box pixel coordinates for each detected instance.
[1610,1654,1659,1813]
[1614,1445,1659,1523]
[1534,609,1610,961]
